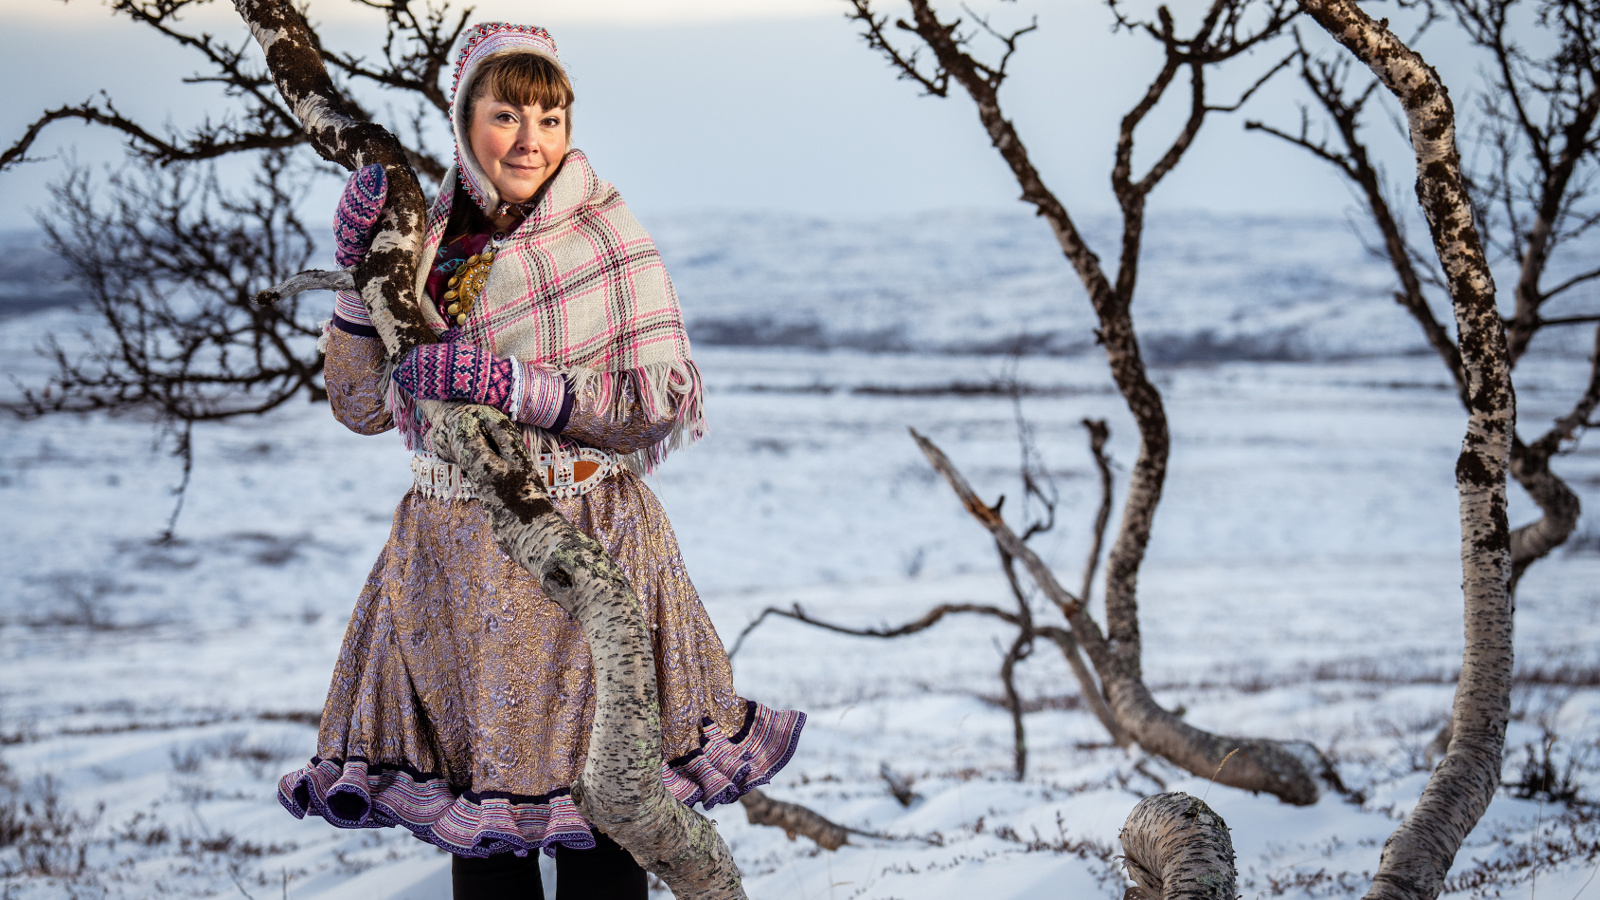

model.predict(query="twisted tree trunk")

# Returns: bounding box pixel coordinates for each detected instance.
[231,2,746,896]
[912,430,1321,804]
[1124,4,1514,899]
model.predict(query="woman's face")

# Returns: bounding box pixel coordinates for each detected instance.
[468,95,568,206]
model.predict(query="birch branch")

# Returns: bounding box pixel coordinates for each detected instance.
[252,268,353,306]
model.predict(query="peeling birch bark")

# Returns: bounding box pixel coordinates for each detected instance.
[1119,793,1237,900]
[230,2,747,896]
[1294,4,1516,899]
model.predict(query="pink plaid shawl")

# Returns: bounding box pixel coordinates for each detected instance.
[407,149,705,471]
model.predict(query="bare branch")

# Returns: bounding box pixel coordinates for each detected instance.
[726,600,1021,659]
[910,428,1087,620]
[1539,265,1600,303]
[1035,625,1130,747]
[1207,51,1296,113]
[0,97,302,173]
[1078,419,1114,606]
[253,268,354,306]
[847,0,951,96]
[998,630,1032,779]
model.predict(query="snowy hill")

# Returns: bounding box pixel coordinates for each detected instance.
[1,212,1597,899]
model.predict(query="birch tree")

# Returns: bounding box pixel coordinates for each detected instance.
[1246,0,1600,593]
[837,0,1326,805]
[0,0,466,533]
[1119,1,1516,896]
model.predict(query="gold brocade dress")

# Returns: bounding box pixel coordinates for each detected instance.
[277,328,804,857]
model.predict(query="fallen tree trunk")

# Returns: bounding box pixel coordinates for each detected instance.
[231,2,746,895]
[739,789,850,851]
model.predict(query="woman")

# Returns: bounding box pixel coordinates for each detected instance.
[278,22,804,899]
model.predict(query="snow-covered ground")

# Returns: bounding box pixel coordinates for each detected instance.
[1,212,1597,899]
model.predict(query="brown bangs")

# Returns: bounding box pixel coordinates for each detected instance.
[470,53,574,130]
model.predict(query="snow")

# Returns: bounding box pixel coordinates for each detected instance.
[2,211,1598,899]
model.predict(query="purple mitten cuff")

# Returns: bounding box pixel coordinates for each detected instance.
[333,165,388,268]
[330,290,378,337]
[515,366,573,431]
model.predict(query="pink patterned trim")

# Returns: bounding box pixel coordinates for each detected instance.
[278,701,804,857]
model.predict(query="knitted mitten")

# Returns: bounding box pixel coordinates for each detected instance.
[333,164,387,268]
[391,340,515,409]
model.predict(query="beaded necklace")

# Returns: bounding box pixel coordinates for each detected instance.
[439,199,531,327]
[441,231,507,327]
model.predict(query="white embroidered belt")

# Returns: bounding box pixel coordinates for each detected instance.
[410,448,621,502]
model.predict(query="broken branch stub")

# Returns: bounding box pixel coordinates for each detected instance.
[253,268,353,307]
[1119,792,1237,900]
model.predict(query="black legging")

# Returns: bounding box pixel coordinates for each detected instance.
[451,831,648,900]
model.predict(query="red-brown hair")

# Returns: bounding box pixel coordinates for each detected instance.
[465,52,574,137]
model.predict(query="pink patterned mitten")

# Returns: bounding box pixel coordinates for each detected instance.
[333,165,387,268]
[391,341,515,409]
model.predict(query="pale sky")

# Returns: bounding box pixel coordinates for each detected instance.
[0,0,1474,228]
[0,0,843,24]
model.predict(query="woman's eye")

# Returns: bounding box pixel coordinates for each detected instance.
[496,113,517,124]
[542,117,561,128]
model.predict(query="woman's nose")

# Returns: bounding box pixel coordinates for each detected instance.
[516,121,538,153]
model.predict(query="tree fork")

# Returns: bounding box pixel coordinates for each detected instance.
[231,2,747,895]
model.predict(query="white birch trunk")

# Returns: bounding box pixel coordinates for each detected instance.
[1122,4,1515,898]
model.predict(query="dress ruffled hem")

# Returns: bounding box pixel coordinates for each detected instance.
[278,700,805,858]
